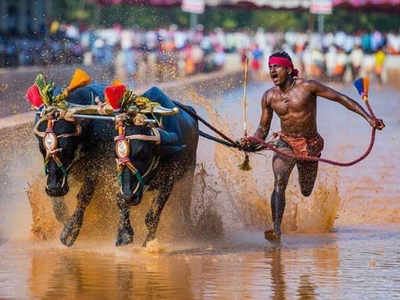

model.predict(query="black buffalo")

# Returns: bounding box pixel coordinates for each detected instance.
[32,83,114,246]
[112,87,199,246]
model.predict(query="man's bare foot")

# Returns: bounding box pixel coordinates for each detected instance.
[264,230,281,242]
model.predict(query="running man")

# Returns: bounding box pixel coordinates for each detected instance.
[241,51,385,241]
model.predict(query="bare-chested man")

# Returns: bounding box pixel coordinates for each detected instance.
[242,51,385,241]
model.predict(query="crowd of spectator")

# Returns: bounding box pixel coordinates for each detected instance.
[0,23,84,68]
[272,30,398,83]
[1,21,400,85]
[241,29,400,84]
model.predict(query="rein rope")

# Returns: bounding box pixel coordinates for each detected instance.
[173,102,239,148]
[249,130,375,167]
[174,98,378,167]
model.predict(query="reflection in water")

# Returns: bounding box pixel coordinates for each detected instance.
[270,248,286,300]
[297,275,316,300]
[29,249,196,300]
[116,264,133,300]
[26,235,342,299]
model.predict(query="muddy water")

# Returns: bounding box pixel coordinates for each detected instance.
[0,82,399,299]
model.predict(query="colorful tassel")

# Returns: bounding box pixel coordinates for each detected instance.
[67,68,91,92]
[363,77,370,99]
[26,84,43,108]
[353,77,370,100]
[112,79,124,86]
[353,78,364,95]
[105,84,126,110]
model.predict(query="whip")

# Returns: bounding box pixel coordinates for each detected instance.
[238,56,252,171]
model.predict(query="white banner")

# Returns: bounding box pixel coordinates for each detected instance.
[310,0,332,14]
[182,0,205,14]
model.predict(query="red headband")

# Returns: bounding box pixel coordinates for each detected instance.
[268,57,299,77]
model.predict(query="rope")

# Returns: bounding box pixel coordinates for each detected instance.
[199,130,238,148]
[248,130,376,167]
[173,102,239,147]
[173,96,378,167]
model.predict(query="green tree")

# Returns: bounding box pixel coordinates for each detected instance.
[49,0,400,33]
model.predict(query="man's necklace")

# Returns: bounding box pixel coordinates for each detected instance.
[281,79,296,103]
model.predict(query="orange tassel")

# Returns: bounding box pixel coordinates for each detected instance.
[67,68,91,92]
[363,78,369,96]
[112,79,124,86]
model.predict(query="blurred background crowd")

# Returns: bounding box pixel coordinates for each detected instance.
[1,0,400,87]
[2,23,399,86]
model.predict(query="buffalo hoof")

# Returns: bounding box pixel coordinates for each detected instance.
[115,226,134,247]
[142,232,155,247]
[60,210,84,247]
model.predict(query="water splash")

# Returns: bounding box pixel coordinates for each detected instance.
[186,86,342,234]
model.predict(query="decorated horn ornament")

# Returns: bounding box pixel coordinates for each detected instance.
[55,68,91,102]
[26,84,43,108]
[104,82,179,116]
[26,68,91,110]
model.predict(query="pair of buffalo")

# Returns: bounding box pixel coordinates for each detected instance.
[27,69,199,247]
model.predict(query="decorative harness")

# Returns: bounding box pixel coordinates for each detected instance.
[33,113,81,188]
[114,115,161,194]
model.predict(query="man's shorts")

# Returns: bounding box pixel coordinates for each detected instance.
[272,132,324,159]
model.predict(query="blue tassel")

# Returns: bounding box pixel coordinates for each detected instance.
[353,78,364,96]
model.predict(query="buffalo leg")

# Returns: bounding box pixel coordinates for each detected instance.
[143,180,173,247]
[115,193,134,246]
[51,196,69,224]
[60,175,97,247]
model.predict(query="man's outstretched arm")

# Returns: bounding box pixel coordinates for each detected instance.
[309,80,385,130]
